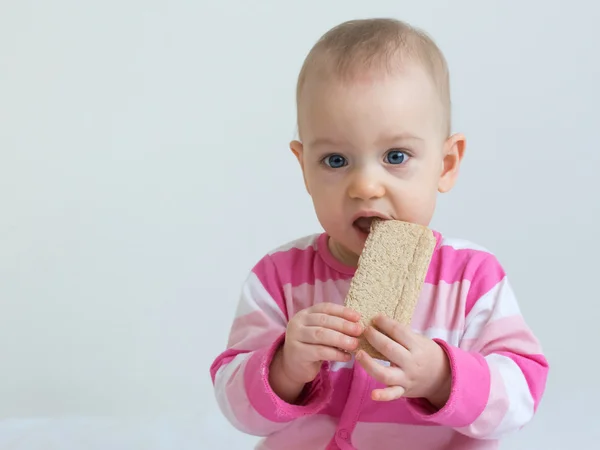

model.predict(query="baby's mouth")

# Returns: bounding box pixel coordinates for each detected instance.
[353,216,379,234]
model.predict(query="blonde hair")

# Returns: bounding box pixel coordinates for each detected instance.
[296,18,451,136]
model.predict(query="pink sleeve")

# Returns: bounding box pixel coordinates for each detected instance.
[209,255,332,437]
[407,254,549,439]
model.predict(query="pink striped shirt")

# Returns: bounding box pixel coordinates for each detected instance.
[210,232,548,449]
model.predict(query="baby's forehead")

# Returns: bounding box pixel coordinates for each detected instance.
[297,71,446,145]
[299,65,444,117]
[298,56,449,137]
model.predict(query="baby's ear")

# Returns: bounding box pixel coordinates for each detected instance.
[438,133,466,193]
[290,140,310,194]
[290,140,304,166]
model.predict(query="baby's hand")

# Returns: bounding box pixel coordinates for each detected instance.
[355,314,451,408]
[279,303,362,385]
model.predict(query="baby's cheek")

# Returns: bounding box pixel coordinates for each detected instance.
[395,190,437,225]
[313,201,341,227]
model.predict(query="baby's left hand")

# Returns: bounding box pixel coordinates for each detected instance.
[355,314,451,408]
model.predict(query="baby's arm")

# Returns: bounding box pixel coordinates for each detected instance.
[209,255,333,437]
[406,253,549,439]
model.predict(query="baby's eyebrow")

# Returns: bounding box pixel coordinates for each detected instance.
[378,132,423,145]
[306,133,423,149]
[306,137,346,148]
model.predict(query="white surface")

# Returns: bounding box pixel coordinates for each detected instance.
[0,416,257,450]
[1,0,598,449]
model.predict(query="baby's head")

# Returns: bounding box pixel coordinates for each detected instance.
[290,18,466,266]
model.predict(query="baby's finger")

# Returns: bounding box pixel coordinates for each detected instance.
[311,303,361,322]
[355,350,405,387]
[372,314,417,351]
[300,327,359,352]
[305,313,363,336]
[363,325,410,366]
[304,343,353,363]
[371,386,405,402]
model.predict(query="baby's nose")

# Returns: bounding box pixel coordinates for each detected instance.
[348,170,386,200]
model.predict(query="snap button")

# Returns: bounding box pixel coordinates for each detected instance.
[338,429,349,440]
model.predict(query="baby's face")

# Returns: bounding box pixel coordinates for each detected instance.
[291,64,464,266]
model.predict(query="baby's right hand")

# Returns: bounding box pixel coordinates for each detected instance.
[279,303,362,385]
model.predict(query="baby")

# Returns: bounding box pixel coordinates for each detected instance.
[210,18,548,450]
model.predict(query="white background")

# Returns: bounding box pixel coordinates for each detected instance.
[1,0,598,448]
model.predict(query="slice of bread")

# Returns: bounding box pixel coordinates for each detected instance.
[344,219,436,361]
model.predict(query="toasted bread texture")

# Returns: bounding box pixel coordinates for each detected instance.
[344,219,436,360]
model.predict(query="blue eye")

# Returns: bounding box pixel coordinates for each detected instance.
[323,154,348,169]
[385,150,408,165]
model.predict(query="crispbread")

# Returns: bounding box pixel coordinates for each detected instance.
[344,219,436,360]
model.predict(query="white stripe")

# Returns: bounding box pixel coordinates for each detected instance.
[214,352,287,437]
[214,353,253,433]
[416,326,464,347]
[234,272,287,324]
[330,359,354,372]
[268,234,319,255]
[462,278,522,341]
[486,353,535,438]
